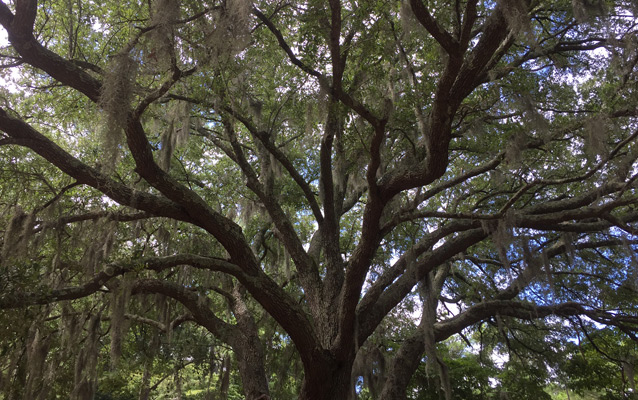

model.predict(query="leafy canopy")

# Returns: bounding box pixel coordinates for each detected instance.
[0,0,637,399]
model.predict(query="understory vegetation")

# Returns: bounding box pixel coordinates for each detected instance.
[0,0,637,399]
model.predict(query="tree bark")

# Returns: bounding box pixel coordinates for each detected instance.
[138,365,152,400]
[225,284,271,400]
[132,279,271,400]
[138,333,160,400]
[218,355,230,400]
[298,355,355,400]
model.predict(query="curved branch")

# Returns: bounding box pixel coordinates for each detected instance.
[34,210,153,233]
[360,220,480,317]
[132,279,237,343]
[124,313,194,332]
[0,254,243,310]
[409,0,460,55]
[0,108,190,220]
[33,181,81,214]
[358,227,487,344]
[434,300,638,342]
[0,265,125,309]
[134,66,197,117]
[215,101,324,224]
[0,1,102,102]
[223,117,322,304]
[252,7,322,79]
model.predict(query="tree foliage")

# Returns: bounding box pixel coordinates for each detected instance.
[0,0,637,399]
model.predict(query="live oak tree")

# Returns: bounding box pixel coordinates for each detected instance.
[0,0,637,399]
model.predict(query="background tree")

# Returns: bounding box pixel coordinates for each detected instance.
[0,0,637,399]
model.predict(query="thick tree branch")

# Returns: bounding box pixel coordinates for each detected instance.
[328,0,344,89]
[0,1,102,102]
[320,103,345,290]
[132,279,237,344]
[0,254,242,310]
[451,7,511,99]
[434,301,638,342]
[0,108,190,220]
[223,118,322,306]
[409,0,460,55]
[358,228,487,344]
[378,4,512,199]
[359,220,480,318]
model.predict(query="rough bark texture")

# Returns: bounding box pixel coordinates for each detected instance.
[379,334,426,400]
[299,355,355,400]
[0,1,637,399]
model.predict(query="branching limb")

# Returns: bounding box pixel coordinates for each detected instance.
[223,117,322,304]
[0,0,101,101]
[214,100,323,224]
[409,0,460,55]
[0,253,243,310]
[357,228,487,344]
[134,66,197,117]
[254,4,381,127]
[33,181,80,214]
[132,279,237,343]
[434,301,638,342]
[360,220,480,319]
[252,7,322,79]
[0,108,190,221]
[124,313,194,332]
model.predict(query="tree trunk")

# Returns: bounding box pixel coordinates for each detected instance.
[138,363,152,400]
[217,355,230,400]
[234,343,270,400]
[139,334,159,400]
[378,333,425,400]
[173,366,183,400]
[230,287,271,400]
[298,354,355,400]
